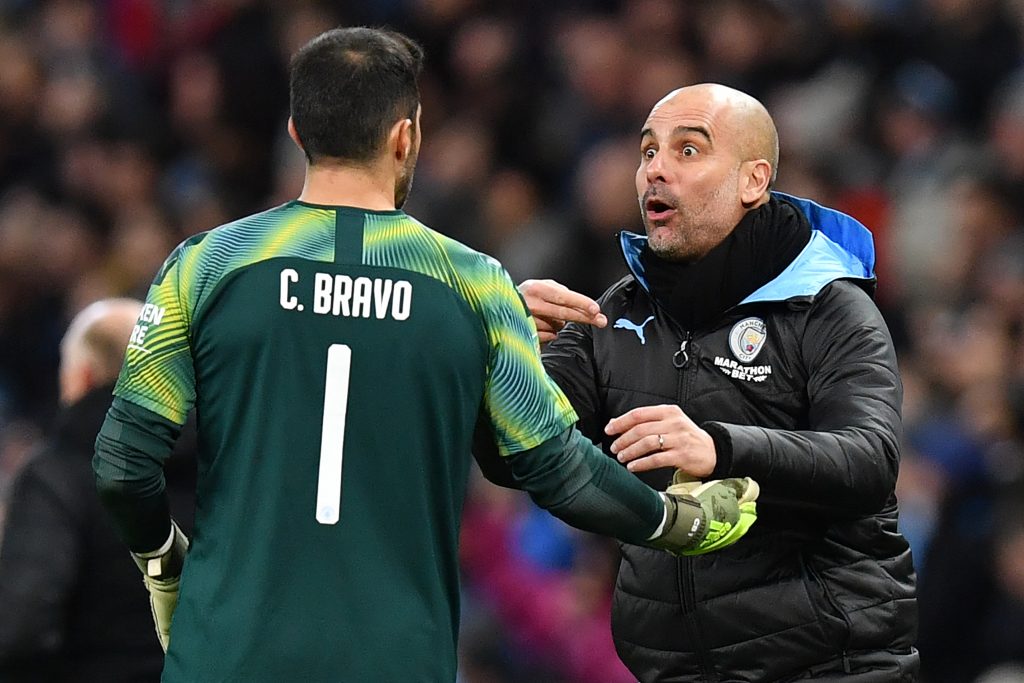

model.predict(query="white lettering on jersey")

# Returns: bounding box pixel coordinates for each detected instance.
[129,324,148,347]
[140,303,166,326]
[313,273,333,314]
[280,268,299,310]
[281,268,412,321]
[372,278,393,319]
[128,303,168,353]
[351,277,372,318]
[332,275,351,316]
[391,281,411,320]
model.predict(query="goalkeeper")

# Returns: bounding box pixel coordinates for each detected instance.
[93,28,757,683]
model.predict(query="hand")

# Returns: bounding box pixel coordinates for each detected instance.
[605,405,716,477]
[651,477,760,556]
[131,521,189,652]
[518,279,608,343]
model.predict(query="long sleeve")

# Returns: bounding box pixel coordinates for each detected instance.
[707,282,902,516]
[541,320,603,441]
[507,427,664,545]
[93,397,181,552]
[472,319,601,490]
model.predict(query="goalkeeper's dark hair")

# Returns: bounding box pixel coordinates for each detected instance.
[290,27,424,165]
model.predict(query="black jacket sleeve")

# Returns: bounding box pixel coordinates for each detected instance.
[0,455,83,665]
[707,281,902,515]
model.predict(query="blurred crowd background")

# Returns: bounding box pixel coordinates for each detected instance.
[1,0,1023,681]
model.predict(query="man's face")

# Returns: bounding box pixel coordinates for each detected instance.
[635,91,746,261]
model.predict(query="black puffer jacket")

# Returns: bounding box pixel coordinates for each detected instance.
[543,194,918,682]
[0,386,197,682]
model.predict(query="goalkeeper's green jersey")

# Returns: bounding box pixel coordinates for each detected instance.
[113,201,577,682]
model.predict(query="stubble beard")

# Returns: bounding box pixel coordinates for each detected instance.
[394,153,417,210]
[645,203,723,263]
[643,173,738,263]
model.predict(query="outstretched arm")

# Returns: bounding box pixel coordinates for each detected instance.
[507,427,758,555]
[473,279,610,487]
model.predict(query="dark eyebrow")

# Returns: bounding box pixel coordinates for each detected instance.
[640,125,713,144]
[673,125,712,143]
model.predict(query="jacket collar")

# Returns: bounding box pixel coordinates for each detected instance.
[619,192,876,304]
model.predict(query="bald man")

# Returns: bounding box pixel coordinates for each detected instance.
[0,299,196,681]
[511,84,918,680]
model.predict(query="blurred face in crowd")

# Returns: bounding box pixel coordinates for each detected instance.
[636,84,776,261]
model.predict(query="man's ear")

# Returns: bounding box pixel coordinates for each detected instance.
[740,159,772,206]
[287,117,304,151]
[390,117,414,163]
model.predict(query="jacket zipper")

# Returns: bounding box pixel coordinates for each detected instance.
[673,329,716,682]
[615,245,719,680]
[673,333,692,369]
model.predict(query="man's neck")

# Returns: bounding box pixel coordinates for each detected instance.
[298,163,396,210]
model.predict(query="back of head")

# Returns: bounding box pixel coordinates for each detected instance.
[60,298,143,404]
[290,27,424,165]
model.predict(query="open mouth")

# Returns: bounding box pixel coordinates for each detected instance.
[645,197,676,221]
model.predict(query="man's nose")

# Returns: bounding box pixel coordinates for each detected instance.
[645,151,668,184]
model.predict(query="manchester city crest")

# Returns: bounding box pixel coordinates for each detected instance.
[729,317,768,363]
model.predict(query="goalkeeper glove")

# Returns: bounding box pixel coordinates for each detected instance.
[650,472,759,556]
[131,520,189,652]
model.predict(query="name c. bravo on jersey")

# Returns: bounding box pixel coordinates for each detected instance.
[278,267,412,320]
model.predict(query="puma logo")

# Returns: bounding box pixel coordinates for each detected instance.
[614,315,655,344]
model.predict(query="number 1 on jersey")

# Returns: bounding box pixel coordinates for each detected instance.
[316,344,352,524]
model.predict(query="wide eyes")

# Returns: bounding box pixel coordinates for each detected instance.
[641,144,700,160]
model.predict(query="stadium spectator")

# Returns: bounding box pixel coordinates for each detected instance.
[516,83,917,681]
[0,298,196,681]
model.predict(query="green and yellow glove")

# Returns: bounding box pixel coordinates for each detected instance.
[131,521,189,653]
[650,472,759,556]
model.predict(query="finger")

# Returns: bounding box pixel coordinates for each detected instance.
[605,405,676,435]
[537,330,558,344]
[609,422,662,456]
[616,433,667,464]
[529,300,604,327]
[520,280,605,326]
[626,450,680,473]
[533,317,563,335]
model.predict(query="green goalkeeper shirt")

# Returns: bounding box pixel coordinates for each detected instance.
[98,202,581,682]
[95,200,667,682]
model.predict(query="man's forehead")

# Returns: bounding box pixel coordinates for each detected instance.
[643,105,718,138]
